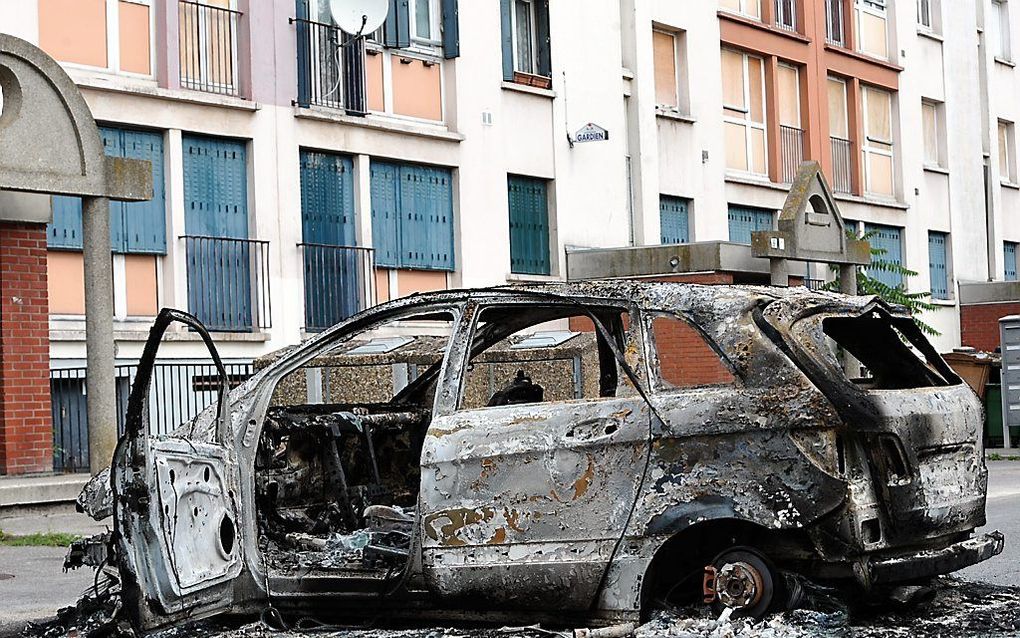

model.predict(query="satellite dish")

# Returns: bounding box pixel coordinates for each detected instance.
[330,0,389,35]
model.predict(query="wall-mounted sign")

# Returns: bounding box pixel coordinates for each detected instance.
[574,123,609,143]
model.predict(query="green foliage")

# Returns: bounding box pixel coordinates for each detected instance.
[0,529,81,547]
[825,229,941,337]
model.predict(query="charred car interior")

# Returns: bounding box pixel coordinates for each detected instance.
[71,282,1004,634]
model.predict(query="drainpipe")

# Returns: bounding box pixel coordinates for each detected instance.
[82,196,117,475]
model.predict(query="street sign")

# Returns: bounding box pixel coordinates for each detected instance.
[574,123,609,143]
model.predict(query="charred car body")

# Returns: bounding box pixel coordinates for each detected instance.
[75,282,1003,631]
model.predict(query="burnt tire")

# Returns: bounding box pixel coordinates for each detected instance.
[710,547,780,620]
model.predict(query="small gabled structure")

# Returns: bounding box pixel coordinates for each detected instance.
[751,161,871,293]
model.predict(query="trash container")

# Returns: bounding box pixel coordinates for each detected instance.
[944,350,994,399]
[986,383,1004,448]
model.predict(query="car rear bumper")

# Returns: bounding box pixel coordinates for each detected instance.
[866,531,1005,585]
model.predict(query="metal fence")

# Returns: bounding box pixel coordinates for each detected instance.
[830,136,854,194]
[183,235,272,332]
[293,17,344,109]
[50,361,255,472]
[300,243,376,332]
[179,0,242,96]
[779,125,804,184]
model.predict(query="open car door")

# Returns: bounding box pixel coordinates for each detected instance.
[112,309,250,631]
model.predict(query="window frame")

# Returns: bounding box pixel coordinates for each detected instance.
[993,0,1012,62]
[510,0,540,76]
[643,310,740,393]
[653,28,683,111]
[722,49,769,177]
[721,0,763,21]
[862,85,896,197]
[44,0,156,79]
[1000,119,1016,183]
[921,99,944,168]
[409,0,443,51]
[775,0,797,30]
[854,0,890,60]
[826,0,846,45]
[1005,241,1019,281]
[179,0,240,93]
[927,231,951,301]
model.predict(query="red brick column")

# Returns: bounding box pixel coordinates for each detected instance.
[0,223,52,475]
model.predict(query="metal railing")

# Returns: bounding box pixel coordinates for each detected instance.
[183,236,271,332]
[179,0,241,96]
[830,136,854,194]
[805,278,827,291]
[300,244,376,332]
[779,125,804,184]
[775,0,797,31]
[293,17,344,109]
[825,0,846,46]
[51,362,255,472]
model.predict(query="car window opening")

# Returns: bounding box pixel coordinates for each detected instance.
[254,312,456,580]
[821,312,957,390]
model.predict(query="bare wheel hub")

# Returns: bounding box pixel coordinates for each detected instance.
[715,561,765,610]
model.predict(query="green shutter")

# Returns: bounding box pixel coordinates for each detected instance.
[508,175,551,275]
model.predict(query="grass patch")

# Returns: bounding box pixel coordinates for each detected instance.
[987,453,1020,462]
[0,529,81,547]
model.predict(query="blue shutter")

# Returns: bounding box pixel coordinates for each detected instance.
[384,0,411,48]
[508,175,550,275]
[300,150,356,246]
[1006,242,1018,281]
[659,196,690,245]
[865,223,904,289]
[99,127,128,252]
[441,0,459,58]
[182,135,248,239]
[500,0,514,81]
[120,129,166,254]
[371,161,401,267]
[727,205,774,245]
[928,232,949,300]
[48,196,84,249]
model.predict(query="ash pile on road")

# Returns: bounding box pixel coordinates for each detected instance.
[21,577,1020,638]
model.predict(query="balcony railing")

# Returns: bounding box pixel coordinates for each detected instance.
[775,0,797,31]
[183,236,271,332]
[293,17,344,109]
[179,0,241,96]
[51,362,255,471]
[300,243,376,332]
[780,125,804,184]
[830,136,854,194]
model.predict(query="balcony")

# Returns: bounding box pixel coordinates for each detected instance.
[830,136,854,194]
[779,125,804,184]
[300,243,376,332]
[293,17,345,110]
[179,0,242,96]
[183,236,271,332]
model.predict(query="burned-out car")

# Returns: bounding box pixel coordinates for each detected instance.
[76,282,1003,631]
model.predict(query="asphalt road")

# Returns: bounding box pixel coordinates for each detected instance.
[959,459,1020,585]
[0,544,95,637]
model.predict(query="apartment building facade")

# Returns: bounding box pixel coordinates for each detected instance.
[0,0,1013,473]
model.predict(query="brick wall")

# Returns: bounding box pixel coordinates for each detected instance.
[650,316,735,387]
[960,302,1020,353]
[0,223,53,475]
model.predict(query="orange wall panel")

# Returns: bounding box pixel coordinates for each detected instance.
[118,1,151,75]
[124,254,158,316]
[392,57,442,121]
[397,270,447,298]
[47,251,86,315]
[366,51,385,112]
[375,268,391,304]
[39,0,108,68]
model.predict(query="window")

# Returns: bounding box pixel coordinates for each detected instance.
[507,175,551,275]
[826,0,846,45]
[727,205,774,244]
[855,0,889,59]
[864,223,904,289]
[660,196,690,244]
[38,0,153,76]
[928,232,950,300]
[828,77,852,193]
[720,0,762,20]
[649,313,735,390]
[1006,241,1018,281]
[922,100,943,167]
[501,0,551,82]
[775,0,796,30]
[370,160,455,271]
[411,0,441,46]
[992,0,1012,61]
[1000,120,1016,182]
[828,77,849,138]
[653,29,686,111]
[917,0,939,32]
[862,86,895,197]
[722,49,768,176]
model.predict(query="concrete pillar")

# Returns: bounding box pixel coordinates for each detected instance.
[82,196,117,475]
[840,263,858,295]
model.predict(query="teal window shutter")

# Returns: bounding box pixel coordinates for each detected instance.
[1006,242,1018,281]
[727,205,774,244]
[48,196,84,250]
[659,196,690,244]
[441,0,459,58]
[864,223,904,289]
[384,0,411,48]
[928,232,949,300]
[370,160,454,271]
[508,175,551,275]
[499,0,513,81]
[182,135,248,239]
[370,161,401,267]
[300,150,356,246]
[535,0,552,78]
